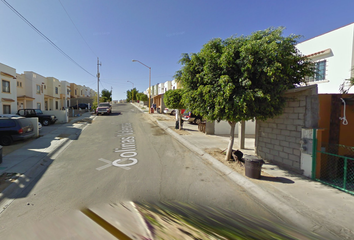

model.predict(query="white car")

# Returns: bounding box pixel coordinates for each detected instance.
[0,114,42,130]
[163,108,176,115]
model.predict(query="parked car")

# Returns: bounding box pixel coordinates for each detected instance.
[182,110,203,124]
[17,109,57,126]
[96,102,112,115]
[0,114,42,130]
[70,103,88,109]
[163,108,176,115]
[0,117,35,146]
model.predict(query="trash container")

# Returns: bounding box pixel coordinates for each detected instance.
[245,159,264,179]
[150,107,154,113]
[0,145,2,164]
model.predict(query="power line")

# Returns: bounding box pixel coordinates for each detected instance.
[1,0,96,78]
[58,0,97,58]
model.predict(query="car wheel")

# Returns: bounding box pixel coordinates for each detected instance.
[0,135,13,146]
[42,119,50,126]
[171,110,176,115]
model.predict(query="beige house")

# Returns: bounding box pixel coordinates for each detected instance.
[46,77,61,110]
[16,71,46,110]
[1,61,97,114]
[70,83,79,99]
[0,63,17,114]
[60,80,71,109]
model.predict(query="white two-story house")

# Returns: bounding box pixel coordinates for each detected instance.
[296,22,354,94]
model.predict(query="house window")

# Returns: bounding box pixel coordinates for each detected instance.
[305,60,327,82]
[37,103,41,109]
[3,105,10,114]
[55,87,58,94]
[75,89,77,95]
[315,60,326,81]
[55,101,59,109]
[44,85,46,89]
[2,80,10,93]
[36,85,41,94]
[67,89,70,95]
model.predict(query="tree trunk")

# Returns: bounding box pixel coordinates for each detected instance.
[225,121,236,161]
[178,109,183,129]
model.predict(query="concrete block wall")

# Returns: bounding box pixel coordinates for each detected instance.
[255,85,318,172]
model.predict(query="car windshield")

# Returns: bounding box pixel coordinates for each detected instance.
[35,109,43,114]
[99,104,110,107]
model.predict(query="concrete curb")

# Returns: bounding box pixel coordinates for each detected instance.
[131,103,337,237]
[0,114,95,212]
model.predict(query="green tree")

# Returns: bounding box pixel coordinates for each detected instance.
[137,92,148,101]
[91,93,98,112]
[101,89,112,102]
[164,89,185,129]
[175,27,314,161]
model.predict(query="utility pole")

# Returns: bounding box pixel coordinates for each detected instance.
[111,86,113,103]
[97,57,101,105]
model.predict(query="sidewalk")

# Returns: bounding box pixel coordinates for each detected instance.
[0,112,95,207]
[133,103,354,239]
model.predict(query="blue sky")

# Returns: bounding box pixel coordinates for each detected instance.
[1,0,353,101]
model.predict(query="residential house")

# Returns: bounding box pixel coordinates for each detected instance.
[171,79,178,90]
[60,81,71,109]
[46,77,61,110]
[0,63,17,114]
[16,71,46,110]
[70,83,79,99]
[296,22,354,94]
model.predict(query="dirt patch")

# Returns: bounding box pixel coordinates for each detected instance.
[205,148,246,175]
[169,126,191,135]
[204,148,274,178]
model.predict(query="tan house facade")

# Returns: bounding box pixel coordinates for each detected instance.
[0,63,17,114]
[0,61,96,114]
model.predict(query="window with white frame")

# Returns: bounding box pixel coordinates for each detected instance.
[2,80,10,93]
[306,60,327,82]
[55,87,58,94]
[315,60,326,81]
[37,103,41,109]
[36,85,41,94]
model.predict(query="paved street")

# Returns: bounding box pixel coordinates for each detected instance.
[0,103,287,238]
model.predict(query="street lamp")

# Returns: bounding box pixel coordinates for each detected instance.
[127,81,134,102]
[132,59,151,113]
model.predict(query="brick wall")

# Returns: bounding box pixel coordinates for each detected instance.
[255,85,318,172]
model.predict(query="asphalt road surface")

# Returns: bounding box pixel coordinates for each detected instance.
[0,103,285,237]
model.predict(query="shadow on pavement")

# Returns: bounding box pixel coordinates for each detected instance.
[259,176,295,184]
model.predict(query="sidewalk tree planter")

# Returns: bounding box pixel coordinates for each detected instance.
[164,89,185,130]
[175,27,314,161]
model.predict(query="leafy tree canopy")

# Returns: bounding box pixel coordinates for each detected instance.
[164,89,185,109]
[137,92,148,101]
[101,89,112,102]
[175,27,314,123]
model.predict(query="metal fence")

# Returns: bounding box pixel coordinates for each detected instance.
[316,143,354,195]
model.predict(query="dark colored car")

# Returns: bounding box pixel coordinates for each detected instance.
[182,110,203,124]
[96,102,112,115]
[70,103,88,109]
[17,109,57,126]
[0,117,35,146]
